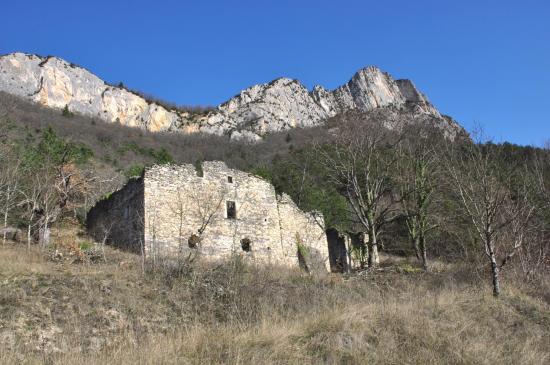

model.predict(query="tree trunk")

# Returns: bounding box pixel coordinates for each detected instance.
[39,221,50,248]
[2,209,8,246]
[27,223,32,251]
[343,234,352,273]
[419,236,428,271]
[368,229,380,268]
[359,233,368,270]
[487,242,501,297]
[27,210,35,251]
[413,236,421,260]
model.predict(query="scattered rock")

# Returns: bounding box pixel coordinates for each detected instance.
[0,227,23,242]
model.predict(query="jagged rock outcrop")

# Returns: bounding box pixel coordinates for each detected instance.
[0,52,463,139]
[0,53,196,133]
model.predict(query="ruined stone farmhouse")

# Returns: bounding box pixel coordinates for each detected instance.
[86,162,330,271]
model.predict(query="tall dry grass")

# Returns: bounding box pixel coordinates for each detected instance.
[0,243,548,364]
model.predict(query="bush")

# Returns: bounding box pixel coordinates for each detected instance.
[79,241,94,250]
[62,104,74,118]
[125,164,145,178]
[149,147,173,165]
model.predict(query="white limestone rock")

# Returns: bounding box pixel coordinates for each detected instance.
[230,130,263,142]
[215,78,328,135]
[0,53,186,132]
[0,52,463,139]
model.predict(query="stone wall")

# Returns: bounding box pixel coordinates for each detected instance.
[277,193,329,271]
[87,161,330,270]
[86,177,144,253]
[143,162,329,270]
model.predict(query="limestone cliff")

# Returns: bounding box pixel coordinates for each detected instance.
[0,52,463,139]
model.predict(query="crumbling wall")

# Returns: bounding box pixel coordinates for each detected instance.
[88,161,330,271]
[143,162,329,270]
[143,162,282,263]
[86,177,144,253]
[277,194,330,271]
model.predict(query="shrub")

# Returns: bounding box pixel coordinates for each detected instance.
[79,241,94,251]
[62,104,74,118]
[125,164,145,178]
[150,147,173,165]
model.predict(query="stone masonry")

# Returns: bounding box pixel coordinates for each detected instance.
[87,162,330,271]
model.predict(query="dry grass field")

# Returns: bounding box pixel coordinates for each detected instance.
[0,235,548,365]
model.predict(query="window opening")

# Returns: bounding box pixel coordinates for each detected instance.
[226,201,236,219]
[241,238,251,252]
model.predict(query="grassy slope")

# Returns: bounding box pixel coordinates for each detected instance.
[0,91,324,177]
[0,240,548,365]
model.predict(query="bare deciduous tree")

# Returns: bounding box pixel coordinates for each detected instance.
[317,114,401,267]
[188,184,227,236]
[18,173,44,250]
[397,133,440,270]
[446,133,536,296]
[33,167,60,247]
[0,150,21,245]
[168,183,227,256]
[513,149,550,279]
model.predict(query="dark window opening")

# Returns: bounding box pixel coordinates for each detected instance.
[241,238,251,252]
[228,176,233,183]
[226,201,236,219]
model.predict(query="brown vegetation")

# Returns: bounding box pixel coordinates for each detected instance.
[0,239,549,364]
[0,91,327,176]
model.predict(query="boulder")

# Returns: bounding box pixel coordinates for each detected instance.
[0,227,23,242]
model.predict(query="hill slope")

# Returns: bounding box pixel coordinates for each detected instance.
[0,242,548,364]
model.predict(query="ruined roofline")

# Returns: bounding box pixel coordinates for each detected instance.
[93,161,321,221]
[86,175,143,215]
[145,161,270,185]
[144,162,324,218]
[277,192,325,225]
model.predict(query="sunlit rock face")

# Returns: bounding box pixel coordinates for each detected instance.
[0,53,188,133]
[0,53,463,139]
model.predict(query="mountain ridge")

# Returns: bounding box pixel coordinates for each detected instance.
[0,52,463,140]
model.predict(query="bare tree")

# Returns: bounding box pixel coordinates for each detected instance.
[98,222,113,263]
[317,114,401,267]
[513,149,550,279]
[188,184,227,236]
[397,133,440,270]
[446,133,535,296]
[170,188,188,251]
[33,167,60,247]
[39,147,95,246]
[167,183,226,256]
[18,173,44,250]
[0,150,21,245]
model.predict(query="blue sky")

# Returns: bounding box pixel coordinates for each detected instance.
[2,0,549,146]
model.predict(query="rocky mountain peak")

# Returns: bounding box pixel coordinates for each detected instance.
[0,52,463,140]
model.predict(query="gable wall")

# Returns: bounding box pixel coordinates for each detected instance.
[142,162,329,269]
